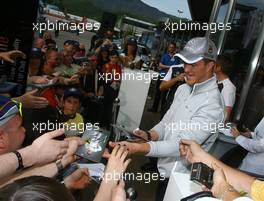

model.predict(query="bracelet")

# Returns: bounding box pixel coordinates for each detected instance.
[13,151,24,171]
[221,184,236,200]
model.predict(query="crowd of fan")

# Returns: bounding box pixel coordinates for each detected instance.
[0,30,263,201]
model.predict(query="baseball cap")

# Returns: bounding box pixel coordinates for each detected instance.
[175,37,217,64]
[127,37,137,45]
[64,40,80,47]
[63,87,82,101]
[31,48,42,58]
[100,45,110,52]
[0,95,20,126]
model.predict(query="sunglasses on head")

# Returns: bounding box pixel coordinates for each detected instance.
[12,100,23,117]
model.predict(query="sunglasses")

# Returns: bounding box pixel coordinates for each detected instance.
[12,100,23,117]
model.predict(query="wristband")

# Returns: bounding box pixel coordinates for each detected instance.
[13,151,24,171]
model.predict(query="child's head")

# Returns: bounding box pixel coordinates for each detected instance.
[109,50,119,64]
[63,87,82,117]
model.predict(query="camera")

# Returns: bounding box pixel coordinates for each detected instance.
[190,162,214,189]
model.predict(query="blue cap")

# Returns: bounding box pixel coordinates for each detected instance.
[63,87,82,100]
[0,95,19,126]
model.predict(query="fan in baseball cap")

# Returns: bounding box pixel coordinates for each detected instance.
[63,87,82,101]
[0,95,21,126]
[175,37,217,64]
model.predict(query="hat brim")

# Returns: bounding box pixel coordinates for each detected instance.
[0,82,18,93]
[175,50,203,64]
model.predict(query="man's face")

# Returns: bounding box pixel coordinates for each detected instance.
[47,51,60,68]
[35,39,45,49]
[184,60,214,86]
[105,31,114,39]
[127,44,136,53]
[63,97,80,117]
[168,44,176,54]
[64,44,74,56]
[62,51,73,66]
[0,115,25,154]
[110,55,118,64]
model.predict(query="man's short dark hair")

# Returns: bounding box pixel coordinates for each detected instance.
[109,49,119,57]
[217,55,232,75]
[0,176,75,201]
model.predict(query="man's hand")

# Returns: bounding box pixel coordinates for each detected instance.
[61,137,84,167]
[16,89,49,109]
[109,141,147,155]
[0,50,26,63]
[230,127,240,138]
[132,129,149,142]
[31,76,50,84]
[64,168,91,191]
[111,180,129,201]
[210,163,230,198]
[179,139,207,164]
[104,145,131,184]
[29,129,69,165]
[175,73,185,82]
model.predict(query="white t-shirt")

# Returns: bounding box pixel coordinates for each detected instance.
[218,78,236,107]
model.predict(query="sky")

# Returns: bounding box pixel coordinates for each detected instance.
[141,0,192,19]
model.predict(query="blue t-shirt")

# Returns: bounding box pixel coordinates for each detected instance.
[160,53,181,78]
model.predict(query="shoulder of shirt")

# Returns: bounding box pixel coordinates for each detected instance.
[72,64,81,68]
[222,78,236,90]
[76,113,84,120]
[170,64,184,68]
[55,64,66,70]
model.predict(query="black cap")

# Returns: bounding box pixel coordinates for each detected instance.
[127,37,137,45]
[31,48,42,58]
[63,87,82,100]
[100,45,110,52]
[64,40,80,47]
[109,49,119,56]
